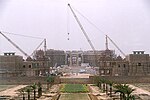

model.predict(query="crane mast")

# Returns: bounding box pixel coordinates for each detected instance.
[30,38,47,57]
[44,38,47,56]
[105,35,109,50]
[68,4,96,51]
[0,31,29,57]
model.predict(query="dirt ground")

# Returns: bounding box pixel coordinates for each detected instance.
[61,73,91,78]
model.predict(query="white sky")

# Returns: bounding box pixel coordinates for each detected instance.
[0,0,150,57]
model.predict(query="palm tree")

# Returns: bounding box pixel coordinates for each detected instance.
[37,82,42,98]
[46,76,54,90]
[107,80,114,97]
[19,88,25,100]
[114,84,126,100]
[114,84,135,100]
[94,77,102,89]
[98,80,102,89]
[124,85,135,100]
[100,78,106,93]
[25,87,31,100]
[105,81,109,95]
[31,83,37,100]
[95,77,101,89]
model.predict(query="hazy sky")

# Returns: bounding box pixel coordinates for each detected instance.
[0,0,150,57]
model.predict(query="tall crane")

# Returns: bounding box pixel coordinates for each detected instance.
[0,31,29,57]
[30,38,47,57]
[68,4,96,51]
[0,31,47,58]
[67,4,126,57]
[68,4,99,66]
[106,35,126,57]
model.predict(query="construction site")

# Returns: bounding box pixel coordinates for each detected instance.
[0,3,150,78]
[0,2,150,100]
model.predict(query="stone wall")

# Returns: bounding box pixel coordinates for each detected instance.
[90,76,150,84]
[60,78,91,84]
[0,76,150,85]
[0,76,60,85]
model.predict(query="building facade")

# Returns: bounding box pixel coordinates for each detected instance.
[0,52,23,77]
[1,50,150,77]
[65,51,82,66]
[126,51,150,76]
[46,49,66,67]
[98,50,129,76]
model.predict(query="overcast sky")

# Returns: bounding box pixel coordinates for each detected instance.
[0,0,150,57]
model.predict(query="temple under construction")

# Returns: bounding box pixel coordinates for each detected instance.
[0,49,150,77]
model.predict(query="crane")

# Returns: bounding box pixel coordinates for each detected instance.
[68,4,99,66]
[0,31,29,57]
[106,35,126,57]
[67,5,126,57]
[68,4,96,51]
[0,31,47,58]
[30,38,47,57]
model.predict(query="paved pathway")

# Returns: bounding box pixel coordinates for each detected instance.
[129,84,150,100]
[0,85,27,97]
[89,84,111,100]
[129,84,150,95]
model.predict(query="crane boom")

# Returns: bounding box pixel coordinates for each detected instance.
[106,35,126,57]
[0,31,29,57]
[30,39,44,56]
[68,4,96,51]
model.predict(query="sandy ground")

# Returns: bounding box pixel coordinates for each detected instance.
[61,73,92,78]
[129,84,150,100]
[1,76,150,100]
[89,84,112,100]
[129,84,150,95]
[38,84,112,100]
[37,84,60,100]
[0,85,27,97]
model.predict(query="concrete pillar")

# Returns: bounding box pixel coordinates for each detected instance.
[81,53,84,63]
[65,54,68,65]
[70,53,72,66]
[77,54,79,66]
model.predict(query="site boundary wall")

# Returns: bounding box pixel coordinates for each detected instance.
[0,76,60,85]
[90,76,150,84]
[0,76,150,85]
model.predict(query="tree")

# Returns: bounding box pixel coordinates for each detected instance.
[25,87,31,100]
[107,80,114,97]
[37,82,42,98]
[114,84,126,100]
[31,83,37,100]
[94,77,100,87]
[19,88,25,100]
[114,84,135,100]
[98,80,102,89]
[105,82,109,95]
[99,78,106,93]
[124,85,135,100]
[94,77,102,89]
[46,76,54,90]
